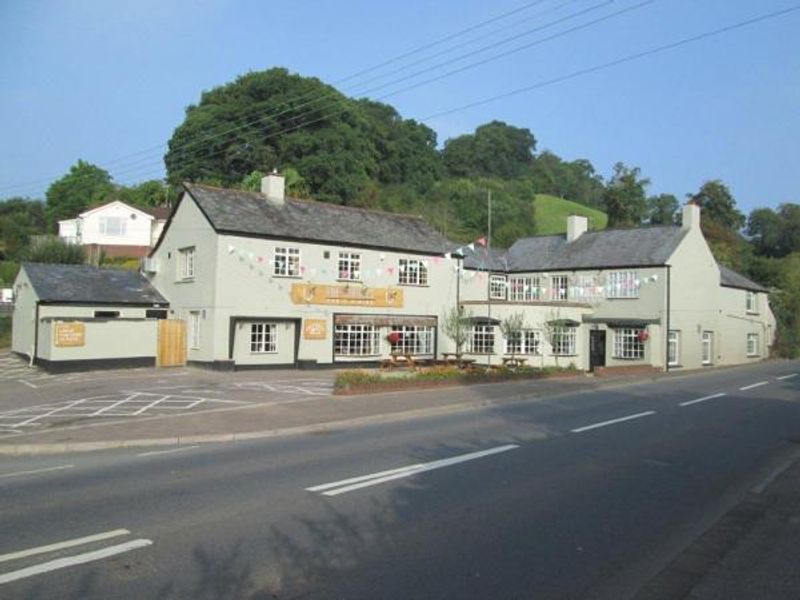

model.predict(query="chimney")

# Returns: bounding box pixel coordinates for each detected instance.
[566,215,588,242]
[261,170,285,206]
[682,202,700,230]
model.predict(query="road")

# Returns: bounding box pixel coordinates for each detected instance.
[1,360,799,599]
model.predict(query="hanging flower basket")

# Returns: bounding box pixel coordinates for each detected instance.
[387,331,403,344]
[637,330,650,342]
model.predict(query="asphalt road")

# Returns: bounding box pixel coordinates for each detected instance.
[1,360,799,599]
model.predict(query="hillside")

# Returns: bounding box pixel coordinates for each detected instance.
[533,194,608,235]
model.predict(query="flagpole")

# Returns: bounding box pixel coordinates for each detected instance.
[487,188,492,370]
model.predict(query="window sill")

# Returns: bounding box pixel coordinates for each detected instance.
[273,274,302,279]
[336,278,362,284]
[612,357,646,361]
[551,354,578,357]
[605,296,640,300]
[746,311,760,316]
[398,283,430,288]
[251,351,279,355]
[175,278,195,284]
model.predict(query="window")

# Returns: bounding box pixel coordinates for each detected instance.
[551,326,577,356]
[551,275,569,301]
[389,325,434,355]
[94,310,119,318]
[613,328,645,359]
[489,275,507,300]
[99,216,126,237]
[747,333,759,357]
[509,276,541,302]
[398,259,428,286]
[668,330,680,366]
[469,324,495,354]
[702,331,713,365]
[337,252,361,281]
[334,324,379,356]
[274,247,300,277]
[572,275,602,301]
[746,291,758,313]
[505,330,542,355]
[179,247,195,280]
[250,323,277,353]
[189,311,201,349]
[607,271,640,298]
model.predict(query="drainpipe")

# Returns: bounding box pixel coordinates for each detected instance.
[32,301,40,367]
[665,265,671,372]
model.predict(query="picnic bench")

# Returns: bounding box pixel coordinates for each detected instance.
[502,356,529,368]
[380,353,418,370]
[440,353,477,369]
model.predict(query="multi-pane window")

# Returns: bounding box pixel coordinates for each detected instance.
[398,259,428,286]
[550,326,577,355]
[189,311,200,349]
[746,291,757,313]
[337,252,361,281]
[389,325,434,355]
[702,331,714,365]
[250,323,277,353]
[747,333,759,357]
[505,330,542,355]
[607,271,640,298]
[469,325,495,354]
[572,275,602,301]
[179,247,195,279]
[509,276,541,302]
[274,247,300,277]
[99,216,126,237]
[613,328,645,359]
[668,330,680,366]
[490,275,507,300]
[334,324,379,356]
[551,275,569,301]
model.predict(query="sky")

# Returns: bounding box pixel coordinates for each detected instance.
[1,0,798,214]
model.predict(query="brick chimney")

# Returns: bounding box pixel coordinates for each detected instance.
[566,215,588,242]
[261,170,285,206]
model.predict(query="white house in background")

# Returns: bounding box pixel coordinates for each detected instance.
[58,200,171,258]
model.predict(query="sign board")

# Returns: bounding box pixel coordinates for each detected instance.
[291,283,404,308]
[303,319,327,340]
[54,322,85,347]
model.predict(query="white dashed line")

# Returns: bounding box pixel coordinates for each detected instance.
[777,373,797,381]
[571,411,656,433]
[0,529,129,563]
[680,392,727,407]
[740,381,769,391]
[0,465,75,480]
[137,445,200,458]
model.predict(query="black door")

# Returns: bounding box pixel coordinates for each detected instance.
[589,330,606,372]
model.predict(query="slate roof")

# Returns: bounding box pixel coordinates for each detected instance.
[22,263,168,305]
[461,246,508,271]
[183,183,454,255]
[719,264,769,293]
[140,206,172,220]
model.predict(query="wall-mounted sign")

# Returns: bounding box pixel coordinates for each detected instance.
[303,319,327,340]
[291,283,404,308]
[54,322,85,347]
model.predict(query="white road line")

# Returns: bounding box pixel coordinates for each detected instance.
[90,394,139,416]
[740,381,769,391]
[777,373,798,381]
[0,539,152,585]
[0,529,129,564]
[571,411,656,433]
[0,465,75,480]
[137,445,200,458]
[16,380,38,389]
[680,392,727,407]
[308,444,519,497]
[15,399,87,426]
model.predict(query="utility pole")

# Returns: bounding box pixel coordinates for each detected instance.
[486,188,492,369]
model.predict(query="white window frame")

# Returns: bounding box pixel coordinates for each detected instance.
[99,216,126,237]
[613,327,645,359]
[668,330,680,367]
[250,323,277,353]
[398,259,428,286]
[509,276,541,302]
[273,247,300,277]
[489,275,507,300]
[607,271,640,299]
[389,325,434,355]
[747,333,759,357]
[550,326,577,356]
[179,247,195,280]
[551,275,569,301]
[337,251,361,281]
[189,311,200,349]
[505,329,542,355]
[702,331,713,365]
[334,324,379,356]
[746,291,758,314]
[469,324,495,354]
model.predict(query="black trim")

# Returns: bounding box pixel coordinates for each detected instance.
[462,263,668,275]
[38,300,167,307]
[720,283,769,294]
[33,301,40,364]
[227,316,302,367]
[35,356,155,373]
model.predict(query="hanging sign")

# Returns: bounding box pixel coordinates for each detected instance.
[303,319,327,340]
[291,283,404,308]
[54,322,85,347]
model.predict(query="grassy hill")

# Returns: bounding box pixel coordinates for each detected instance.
[533,194,608,235]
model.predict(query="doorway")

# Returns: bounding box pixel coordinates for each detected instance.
[589,330,606,372]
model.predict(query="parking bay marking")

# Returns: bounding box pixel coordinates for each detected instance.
[0,529,130,564]
[571,411,656,433]
[307,444,520,496]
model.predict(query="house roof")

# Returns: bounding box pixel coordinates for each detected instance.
[22,263,168,305]
[719,264,769,293]
[183,183,454,255]
[140,206,172,220]
[79,200,155,220]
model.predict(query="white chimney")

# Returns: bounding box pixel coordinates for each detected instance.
[566,215,588,242]
[682,202,700,230]
[261,170,285,206]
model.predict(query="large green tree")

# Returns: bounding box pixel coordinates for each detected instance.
[688,180,745,231]
[45,160,114,224]
[442,120,535,179]
[603,162,649,227]
[647,193,679,225]
[529,152,605,208]
[0,198,46,259]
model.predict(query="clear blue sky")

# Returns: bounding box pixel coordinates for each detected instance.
[1,0,798,214]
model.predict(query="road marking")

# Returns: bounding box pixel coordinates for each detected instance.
[137,445,200,458]
[571,411,656,433]
[0,464,74,480]
[0,539,152,585]
[307,444,519,496]
[17,380,38,389]
[0,529,129,564]
[740,381,769,391]
[777,373,797,381]
[680,392,727,407]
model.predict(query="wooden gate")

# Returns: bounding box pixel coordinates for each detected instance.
[157,319,187,367]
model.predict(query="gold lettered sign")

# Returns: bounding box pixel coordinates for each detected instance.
[54,322,85,347]
[291,283,404,308]
[303,319,327,340]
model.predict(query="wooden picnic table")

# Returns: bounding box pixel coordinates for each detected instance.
[440,353,477,369]
[380,353,418,370]
[502,356,528,368]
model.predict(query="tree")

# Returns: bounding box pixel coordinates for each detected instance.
[0,197,47,259]
[688,180,745,231]
[603,162,649,227]
[747,207,783,257]
[116,180,169,207]
[442,121,535,179]
[21,237,86,264]
[499,311,526,362]
[441,306,472,358]
[46,160,114,225]
[647,193,679,225]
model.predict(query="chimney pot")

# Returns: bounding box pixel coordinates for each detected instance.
[261,171,285,206]
[566,215,588,242]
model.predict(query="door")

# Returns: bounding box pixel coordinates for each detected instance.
[157,319,187,367]
[589,330,606,371]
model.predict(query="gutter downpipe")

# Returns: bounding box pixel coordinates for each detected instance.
[32,301,39,367]
[665,265,671,372]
